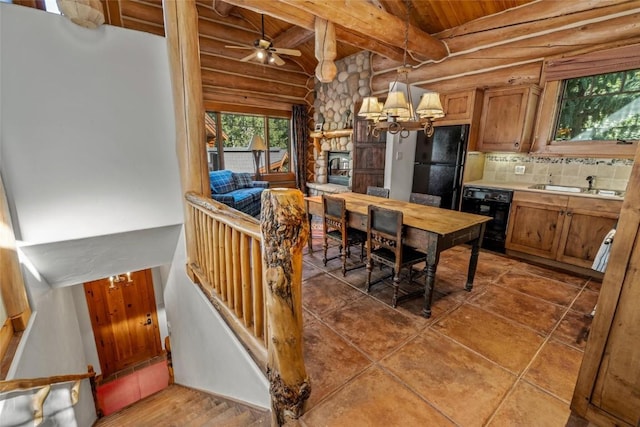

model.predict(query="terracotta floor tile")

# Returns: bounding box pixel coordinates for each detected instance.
[322,296,422,361]
[494,271,581,306]
[303,320,371,408]
[551,309,592,351]
[301,366,455,427]
[303,273,364,317]
[524,340,583,402]
[433,304,545,374]
[381,329,516,427]
[302,261,326,281]
[571,288,599,315]
[394,290,463,328]
[519,263,588,288]
[470,285,566,335]
[488,381,572,427]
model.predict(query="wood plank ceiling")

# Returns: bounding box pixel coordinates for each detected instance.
[22,0,535,112]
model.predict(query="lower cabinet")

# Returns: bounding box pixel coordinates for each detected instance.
[505,191,621,269]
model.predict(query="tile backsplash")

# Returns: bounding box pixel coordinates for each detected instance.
[482,154,633,191]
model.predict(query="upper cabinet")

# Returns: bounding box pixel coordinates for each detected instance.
[434,89,483,125]
[477,85,541,152]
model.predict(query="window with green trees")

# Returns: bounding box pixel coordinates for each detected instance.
[554,68,640,142]
[206,112,290,174]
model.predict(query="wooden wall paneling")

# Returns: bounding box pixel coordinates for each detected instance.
[199,54,308,86]
[200,70,309,99]
[11,0,45,10]
[120,0,164,25]
[121,17,165,36]
[203,90,297,112]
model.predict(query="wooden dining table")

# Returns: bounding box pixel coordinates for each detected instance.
[305,192,491,318]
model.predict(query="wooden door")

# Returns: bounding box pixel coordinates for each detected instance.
[84,269,162,377]
[556,197,622,268]
[505,192,567,259]
[351,111,386,194]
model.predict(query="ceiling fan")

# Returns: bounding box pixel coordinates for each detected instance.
[225,15,301,66]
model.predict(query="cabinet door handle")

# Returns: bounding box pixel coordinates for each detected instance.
[514,142,520,148]
[559,210,565,215]
[566,211,572,216]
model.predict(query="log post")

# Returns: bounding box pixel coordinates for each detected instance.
[260,189,310,425]
[163,0,209,281]
[314,17,337,83]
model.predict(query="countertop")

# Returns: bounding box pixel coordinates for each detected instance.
[464,180,625,201]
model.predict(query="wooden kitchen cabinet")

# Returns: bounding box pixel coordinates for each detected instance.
[477,85,541,152]
[506,191,621,269]
[434,89,483,124]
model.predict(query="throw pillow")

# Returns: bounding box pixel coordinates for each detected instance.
[209,170,235,194]
[233,172,254,189]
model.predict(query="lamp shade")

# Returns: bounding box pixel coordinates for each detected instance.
[358,96,382,119]
[416,93,445,118]
[248,134,267,151]
[382,91,409,117]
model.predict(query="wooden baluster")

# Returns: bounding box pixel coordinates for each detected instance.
[225,225,233,304]
[251,237,264,341]
[241,233,252,328]
[218,222,226,299]
[261,189,310,425]
[212,219,221,295]
[32,385,50,426]
[88,365,102,418]
[71,380,80,405]
[232,228,242,316]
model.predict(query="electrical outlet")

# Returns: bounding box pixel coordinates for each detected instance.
[515,165,526,175]
[395,151,403,160]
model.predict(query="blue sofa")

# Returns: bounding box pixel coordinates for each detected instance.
[209,170,268,217]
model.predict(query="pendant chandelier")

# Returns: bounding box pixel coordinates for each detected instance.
[358,1,444,138]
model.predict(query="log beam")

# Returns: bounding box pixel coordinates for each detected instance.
[212,0,235,16]
[277,0,447,60]
[261,189,310,425]
[218,0,411,63]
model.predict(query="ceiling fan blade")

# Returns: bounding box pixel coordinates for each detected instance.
[270,53,286,66]
[225,45,253,50]
[240,51,258,62]
[272,47,301,57]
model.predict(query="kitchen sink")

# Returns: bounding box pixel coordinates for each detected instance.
[528,184,584,193]
[528,184,625,197]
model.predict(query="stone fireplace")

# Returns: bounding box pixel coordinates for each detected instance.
[310,51,371,192]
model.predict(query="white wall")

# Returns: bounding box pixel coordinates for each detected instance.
[164,229,270,409]
[383,83,425,200]
[4,269,96,427]
[0,3,182,245]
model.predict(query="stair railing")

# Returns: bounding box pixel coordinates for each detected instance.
[185,189,310,425]
[0,365,99,425]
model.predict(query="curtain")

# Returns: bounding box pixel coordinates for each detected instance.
[292,104,309,194]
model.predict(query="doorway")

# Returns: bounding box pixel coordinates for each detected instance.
[84,269,163,378]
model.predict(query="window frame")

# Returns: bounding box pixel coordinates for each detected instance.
[205,109,292,176]
[532,45,640,158]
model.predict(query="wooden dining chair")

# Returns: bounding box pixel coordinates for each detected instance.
[322,195,367,276]
[366,205,427,307]
[366,186,390,198]
[409,192,442,207]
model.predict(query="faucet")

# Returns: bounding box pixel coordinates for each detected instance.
[586,175,596,190]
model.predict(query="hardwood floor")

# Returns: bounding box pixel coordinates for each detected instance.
[94,384,269,427]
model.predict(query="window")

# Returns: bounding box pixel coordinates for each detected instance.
[205,112,291,174]
[554,69,640,142]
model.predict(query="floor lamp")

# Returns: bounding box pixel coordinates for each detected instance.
[248,134,267,180]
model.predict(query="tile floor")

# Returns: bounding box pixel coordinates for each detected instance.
[297,235,596,426]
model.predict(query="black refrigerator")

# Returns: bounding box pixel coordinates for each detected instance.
[411,125,469,210]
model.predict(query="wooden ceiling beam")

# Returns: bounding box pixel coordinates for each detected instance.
[272,26,314,49]
[211,0,235,17]
[218,0,413,63]
[277,0,448,61]
[372,10,640,93]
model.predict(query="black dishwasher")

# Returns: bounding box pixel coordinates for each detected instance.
[460,186,513,253]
